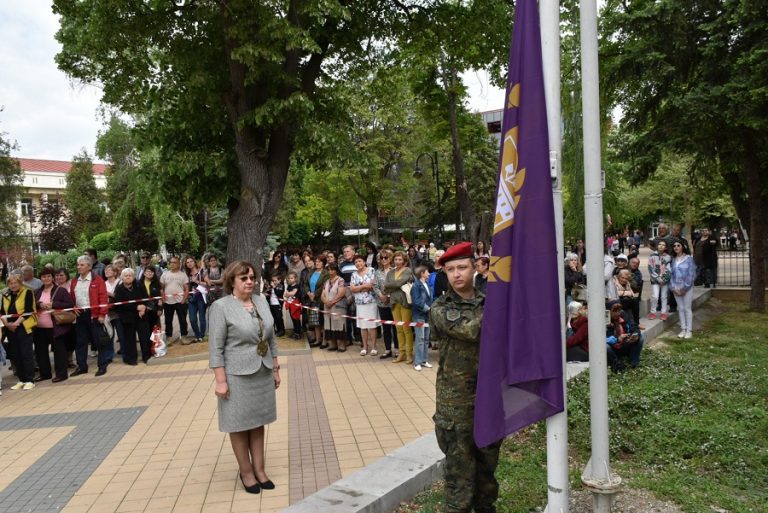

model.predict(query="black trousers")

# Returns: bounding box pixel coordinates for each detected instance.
[9,329,35,383]
[378,306,398,351]
[33,327,54,379]
[52,333,70,379]
[122,319,151,364]
[269,304,285,334]
[163,303,188,338]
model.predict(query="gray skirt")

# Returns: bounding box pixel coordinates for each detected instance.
[218,364,277,433]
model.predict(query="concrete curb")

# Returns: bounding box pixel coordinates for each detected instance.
[284,288,715,513]
[282,433,445,513]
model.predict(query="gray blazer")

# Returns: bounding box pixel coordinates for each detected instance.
[208,294,278,375]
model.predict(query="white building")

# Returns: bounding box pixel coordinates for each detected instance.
[13,158,107,246]
[478,108,503,145]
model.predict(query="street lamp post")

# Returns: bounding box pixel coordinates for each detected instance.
[415,151,442,244]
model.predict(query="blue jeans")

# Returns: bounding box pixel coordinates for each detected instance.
[188,294,207,339]
[414,325,430,366]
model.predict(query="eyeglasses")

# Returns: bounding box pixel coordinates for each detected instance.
[141,256,149,259]
[239,275,256,282]
[380,256,390,260]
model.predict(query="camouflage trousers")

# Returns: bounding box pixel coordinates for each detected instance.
[436,426,502,513]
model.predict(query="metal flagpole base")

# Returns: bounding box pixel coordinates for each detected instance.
[581,457,622,512]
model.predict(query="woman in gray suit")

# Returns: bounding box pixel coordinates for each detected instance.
[209,261,280,494]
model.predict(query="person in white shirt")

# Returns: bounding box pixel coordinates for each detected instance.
[160,256,190,342]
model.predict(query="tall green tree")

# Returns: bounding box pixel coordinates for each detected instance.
[64,150,105,241]
[54,0,402,265]
[601,0,768,311]
[0,121,23,248]
[399,0,514,241]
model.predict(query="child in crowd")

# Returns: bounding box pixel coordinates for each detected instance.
[266,275,286,337]
[283,272,303,340]
[647,240,672,320]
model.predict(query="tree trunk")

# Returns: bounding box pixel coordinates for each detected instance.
[446,66,477,241]
[743,133,765,312]
[365,203,380,246]
[225,132,289,270]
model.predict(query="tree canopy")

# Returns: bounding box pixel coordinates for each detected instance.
[600,0,768,310]
[0,121,23,248]
[54,0,404,265]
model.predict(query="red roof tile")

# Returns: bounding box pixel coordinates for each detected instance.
[15,158,107,176]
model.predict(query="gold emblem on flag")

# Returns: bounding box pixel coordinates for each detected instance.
[488,256,512,283]
[494,119,526,234]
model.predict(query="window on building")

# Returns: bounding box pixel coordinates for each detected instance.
[20,198,33,218]
[487,121,502,134]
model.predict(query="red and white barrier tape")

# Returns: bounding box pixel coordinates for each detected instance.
[0,292,185,321]
[285,298,429,328]
[1,293,429,328]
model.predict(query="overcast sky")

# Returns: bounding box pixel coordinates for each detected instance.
[0,2,505,162]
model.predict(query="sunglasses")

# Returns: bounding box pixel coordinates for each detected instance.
[239,275,256,282]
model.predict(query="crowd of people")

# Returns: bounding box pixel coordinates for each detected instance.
[0,242,493,392]
[2,222,717,390]
[564,222,712,372]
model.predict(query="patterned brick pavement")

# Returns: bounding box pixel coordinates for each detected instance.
[0,336,438,513]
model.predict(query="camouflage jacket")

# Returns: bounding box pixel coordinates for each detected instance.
[430,288,485,431]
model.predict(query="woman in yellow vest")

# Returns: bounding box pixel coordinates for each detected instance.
[1,273,38,390]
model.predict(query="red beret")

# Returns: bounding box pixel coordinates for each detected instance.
[437,242,474,266]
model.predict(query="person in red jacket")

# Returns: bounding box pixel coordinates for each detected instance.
[565,301,589,362]
[69,255,110,376]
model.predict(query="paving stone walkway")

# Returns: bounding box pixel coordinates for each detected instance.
[0,337,437,513]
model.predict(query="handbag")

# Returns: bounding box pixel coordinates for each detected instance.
[51,287,77,325]
[95,322,115,349]
[53,310,77,325]
[206,286,223,304]
[400,282,413,305]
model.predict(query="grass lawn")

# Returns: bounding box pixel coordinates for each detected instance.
[397,301,768,513]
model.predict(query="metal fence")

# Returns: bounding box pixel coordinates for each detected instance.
[715,248,751,287]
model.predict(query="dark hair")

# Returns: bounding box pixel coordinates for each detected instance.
[353,254,366,263]
[56,267,71,280]
[39,267,54,278]
[326,262,341,275]
[85,248,98,258]
[476,256,490,268]
[142,265,161,289]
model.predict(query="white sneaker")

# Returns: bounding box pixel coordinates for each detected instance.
[684,331,692,339]
[360,349,367,356]
[22,382,35,391]
[677,331,686,338]
[370,349,378,356]
[414,365,422,371]
[89,351,98,358]
[10,382,24,390]
[423,362,433,368]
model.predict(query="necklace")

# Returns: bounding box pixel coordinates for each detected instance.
[244,299,269,356]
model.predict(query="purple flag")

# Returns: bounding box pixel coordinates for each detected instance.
[474,0,564,448]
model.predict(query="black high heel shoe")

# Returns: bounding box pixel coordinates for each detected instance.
[240,474,261,494]
[257,478,276,490]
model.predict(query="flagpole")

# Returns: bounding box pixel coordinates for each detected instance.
[579,1,621,512]
[540,0,569,512]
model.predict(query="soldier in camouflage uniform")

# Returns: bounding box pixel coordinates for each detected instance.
[430,242,502,513]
